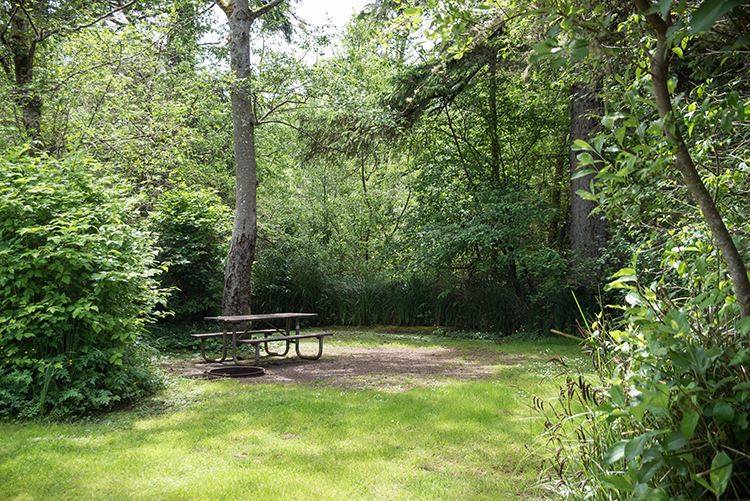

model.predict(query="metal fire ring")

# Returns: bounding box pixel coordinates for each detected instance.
[206,366,266,378]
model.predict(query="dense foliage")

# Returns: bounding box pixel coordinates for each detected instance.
[2,3,750,498]
[541,261,750,498]
[0,151,164,418]
[523,0,750,497]
[149,188,231,320]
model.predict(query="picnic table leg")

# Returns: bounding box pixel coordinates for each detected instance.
[198,330,228,363]
[232,327,240,365]
[295,318,301,335]
[263,332,290,357]
[295,335,324,360]
[231,329,259,366]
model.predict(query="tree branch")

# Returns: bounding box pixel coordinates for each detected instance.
[216,0,233,17]
[249,0,286,21]
[634,0,750,317]
[40,0,139,41]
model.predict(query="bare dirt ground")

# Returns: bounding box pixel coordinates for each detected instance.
[164,343,538,391]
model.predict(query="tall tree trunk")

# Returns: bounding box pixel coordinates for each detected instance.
[221,0,258,316]
[568,83,606,266]
[635,0,750,317]
[218,0,284,315]
[8,4,42,142]
[548,153,566,247]
[486,48,501,182]
[360,155,371,263]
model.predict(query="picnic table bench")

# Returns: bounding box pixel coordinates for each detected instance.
[194,312,331,365]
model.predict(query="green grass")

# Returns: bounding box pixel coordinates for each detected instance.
[0,329,585,500]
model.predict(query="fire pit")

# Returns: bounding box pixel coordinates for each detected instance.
[206,366,266,378]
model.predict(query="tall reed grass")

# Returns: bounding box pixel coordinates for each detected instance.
[252,271,578,333]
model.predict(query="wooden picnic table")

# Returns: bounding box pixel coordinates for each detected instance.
[199,312,330,365]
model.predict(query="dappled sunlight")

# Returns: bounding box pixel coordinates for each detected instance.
[0,334,582,498]
[3,0,745,497]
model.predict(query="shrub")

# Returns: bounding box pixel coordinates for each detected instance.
[539,238,750,498]
[0,150,165,418]
[149,188,230,320]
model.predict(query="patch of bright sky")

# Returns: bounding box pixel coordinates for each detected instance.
[201,0,372,69]
[295,0,370,31]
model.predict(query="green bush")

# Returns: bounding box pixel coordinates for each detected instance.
[0,150,165,418]
[149,188,230,320]
[539,237,750,498]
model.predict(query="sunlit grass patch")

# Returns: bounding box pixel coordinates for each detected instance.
[0,330,585,499]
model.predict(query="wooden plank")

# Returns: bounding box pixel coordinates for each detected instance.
[190,329,279,338]
[204,312,318,322]
[238,332,333,345]
[191,332,225,338]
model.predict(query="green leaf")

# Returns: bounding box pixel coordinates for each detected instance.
[571,168,596,180]
[625,291,642,306]
[402,6,422,17]
[615,126,626,144]
[680,410,699,439]
[689,0,744,34]
[710,452,732,496]
[692,473,714,494]
[736,316,750,335]
[604,440,627,464]
[572,139,592,150]
[575,189,598,202]
[713,402,734,423]
[570,44,589,61]
[602,474,633,491]
[613,267,636,278]
[666,431,687,451]
[576,152,595,166]
[609,384,626,406]
[624,433,649,461]
[667,77,678,94]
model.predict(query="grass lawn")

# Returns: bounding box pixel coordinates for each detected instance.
[0,328,585,500]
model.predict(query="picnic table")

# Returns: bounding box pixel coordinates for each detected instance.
[195,312,332,365]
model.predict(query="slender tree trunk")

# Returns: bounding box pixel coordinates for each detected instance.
[360,155,371,262]
[8,5,42,141]
[221,0,258,316]
[569,84,606,265]
[635,0,750,317]
[486,49,501,182]
[548,153,566,247]
[218,0,284,315]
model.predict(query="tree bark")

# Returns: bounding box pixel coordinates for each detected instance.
[548,153,566,247]
[8,3,42,141]
[569,84,606,265]
[635,0,750,317]
[486,48,501,182]
[218,0,284,315]
[360,155,371,263]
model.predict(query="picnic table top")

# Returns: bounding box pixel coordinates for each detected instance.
[204,312,318,323]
